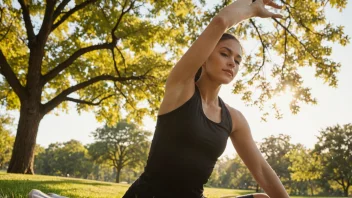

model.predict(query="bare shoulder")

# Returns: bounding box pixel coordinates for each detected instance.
[224,103,249,135]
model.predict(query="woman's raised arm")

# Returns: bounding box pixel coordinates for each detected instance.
[165,0,282,87]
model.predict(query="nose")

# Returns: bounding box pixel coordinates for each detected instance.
[227,60,235,68]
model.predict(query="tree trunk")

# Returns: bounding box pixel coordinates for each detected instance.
[309,180,314,196]
[7,102,43,174]
[343,185,349,197]
[116,167,121,183]
[256,183,260,192]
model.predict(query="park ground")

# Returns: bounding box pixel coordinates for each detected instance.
[0,172,347,198]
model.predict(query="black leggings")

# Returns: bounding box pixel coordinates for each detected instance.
[123,173,205,198]
[237,195,255,198]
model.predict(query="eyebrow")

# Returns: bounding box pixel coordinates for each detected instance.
[221,47,242,60]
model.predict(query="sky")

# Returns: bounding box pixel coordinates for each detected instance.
[6,1,352,158]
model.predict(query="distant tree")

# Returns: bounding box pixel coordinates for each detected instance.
[208,156,234,188]
[287,144,323,195]
[226,155,256,189]
[0,115,15,169]
[35,140,93,178]
[89,121,151,183]
[207,155,256,189]
[259,134,293,189]
[314,124,352,197]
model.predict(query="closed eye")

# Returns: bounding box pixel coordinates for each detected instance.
[220,53,228,57]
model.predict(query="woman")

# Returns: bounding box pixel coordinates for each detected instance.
[123,0,289,197]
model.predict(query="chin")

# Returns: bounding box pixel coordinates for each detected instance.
[221,80,233,85]
[209,74,234,84]
[222,75,235,84]
[217,76,233,85]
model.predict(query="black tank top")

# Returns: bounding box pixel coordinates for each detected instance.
[143,84,233,191]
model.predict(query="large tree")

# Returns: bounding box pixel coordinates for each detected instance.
[314,124,352,197]
[89,121,151,183]
[0,0,349,174]
[0,0,204,173]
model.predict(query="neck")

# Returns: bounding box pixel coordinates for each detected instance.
[195,78,221,105]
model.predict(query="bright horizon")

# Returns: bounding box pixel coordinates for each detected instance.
[5,1,352,158]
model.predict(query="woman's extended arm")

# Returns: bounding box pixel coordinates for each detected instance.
[159,0,283,115]
[229,109,289,198]
[165,0,282,87]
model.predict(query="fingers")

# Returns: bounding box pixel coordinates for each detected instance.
[251,0,283,19]
[262,9,283,18]
[268,1,283,9]
[271,13,283,18]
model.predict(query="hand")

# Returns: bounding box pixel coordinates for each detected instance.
[251,0,283,18]
[217,0,283,28]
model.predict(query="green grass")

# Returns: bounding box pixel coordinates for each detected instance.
[0,172,347,198]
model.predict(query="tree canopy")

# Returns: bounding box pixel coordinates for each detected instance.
[0,0,205,173]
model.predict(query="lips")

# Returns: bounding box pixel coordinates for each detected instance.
[222,69,233,77]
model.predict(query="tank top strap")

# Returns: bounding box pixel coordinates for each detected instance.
[218,96,233,135]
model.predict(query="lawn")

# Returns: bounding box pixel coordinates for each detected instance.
[0,172,346,198]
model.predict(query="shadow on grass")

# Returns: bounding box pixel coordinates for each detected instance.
[0,179,129,198]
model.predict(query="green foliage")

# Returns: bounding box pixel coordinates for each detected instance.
[0,0,208,122]
[89,121,151,182]
[207,155,256,189]
[259,134,292,182]
[314,124,352,196]
[287,145,323,195]
[288,145,323,181]
[0,0,209,173]
[34,140,94,178]
[0,115,14,169]
[202,0,349,119]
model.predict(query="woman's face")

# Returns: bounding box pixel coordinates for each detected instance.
[203,39,242,84]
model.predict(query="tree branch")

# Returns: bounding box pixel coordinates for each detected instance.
[111,47,121,77]
[0,50,27,99]
[42,42,115,85]
[42,73,149,114]
[247,19,266,83]
[107,0,138,77]
[111,0,136,36]
[53,0,71,20]
[115,47,127,74]
[51,0,98,32]
[273,18,339,71]
[0,16,14,42]
[17,0,35,46]
[335,178,343,186]
[37,0,57,45]
[66,94,114,106]
[273,18,319,60]
[281,16,292,80]
[114,82,137,111]
[282,4,325,38]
